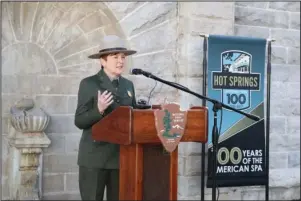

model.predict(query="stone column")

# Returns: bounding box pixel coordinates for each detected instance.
[7,98,51,200]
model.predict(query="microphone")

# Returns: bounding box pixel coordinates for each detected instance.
[130,68,153,77]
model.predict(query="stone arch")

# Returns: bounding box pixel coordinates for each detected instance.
[2,2,129,77]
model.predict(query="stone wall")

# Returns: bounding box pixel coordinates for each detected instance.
[1,2,300,200]
[233,2,300,200]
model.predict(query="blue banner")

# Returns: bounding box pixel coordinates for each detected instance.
[206,35,267,187]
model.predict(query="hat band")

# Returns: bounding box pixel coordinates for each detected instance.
[99,47,127,53]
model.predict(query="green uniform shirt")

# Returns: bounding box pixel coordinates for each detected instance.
[74,68,137,169]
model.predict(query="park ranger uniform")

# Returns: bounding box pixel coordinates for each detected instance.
[74,35,137,201]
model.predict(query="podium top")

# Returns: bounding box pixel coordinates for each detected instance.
[92,105,208,145]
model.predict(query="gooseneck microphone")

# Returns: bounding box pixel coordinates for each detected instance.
[129,68,260,121]
[129,68,153,77]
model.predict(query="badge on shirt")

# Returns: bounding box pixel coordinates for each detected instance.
[127,90,132,97]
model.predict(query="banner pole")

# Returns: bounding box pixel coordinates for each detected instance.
[265,38,275,201]
[200,33,208,201]
[200,33,218,201]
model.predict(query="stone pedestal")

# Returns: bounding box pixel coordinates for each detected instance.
[7,98,51,200]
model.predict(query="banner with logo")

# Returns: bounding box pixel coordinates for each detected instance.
[206,35,267,187]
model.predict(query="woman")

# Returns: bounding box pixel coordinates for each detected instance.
[74,35,137,200]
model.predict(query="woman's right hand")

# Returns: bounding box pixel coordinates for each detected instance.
[97,90,114,114]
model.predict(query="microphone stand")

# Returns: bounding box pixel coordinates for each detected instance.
[137,72,260,201]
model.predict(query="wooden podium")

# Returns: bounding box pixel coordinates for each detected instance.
[92,105,208,200]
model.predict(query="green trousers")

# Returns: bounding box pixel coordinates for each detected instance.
[79,166,119,201]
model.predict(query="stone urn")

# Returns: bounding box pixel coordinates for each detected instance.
[7,98,51,200]
[9,98,50,133]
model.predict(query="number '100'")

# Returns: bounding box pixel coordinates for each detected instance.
[226,93,246,105]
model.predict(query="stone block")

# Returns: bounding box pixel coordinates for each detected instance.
[129,19,177,54]
[1,94,24,115]
[181,2,234,21]
[120,2,177,37]
[178,143,187,156]
[106,2,146,21]
[56,45,98,68]
[20,3,38,41]
[2,176,9,199]
[288,47,300,65]
[178,176,201,197]
[65,134,81,153]
[2,43,57,75]
[35,95,69,115]
[2,115,9,134]
[271,46,287,64]
[132,50,176,76]
[43,154,78,173]
[287,116,300,135]
[178,53,204,76]
[178,156,185,175]
[269,152,288,169]
[45,115,79,134]
[1,75,32,94]
[288,82,300,100]
[185,155,207,176]
[177,35,204,78]
[177,34,202,54]
[3,75,82,95]
[36,75,82,95]
[31,2,56,42]
[53,2,77,12]
[36,7,64,46]
[270,29,300,48]
[241,189,265,200]
[2,136,10,177]
[67,96,78,114]
[43,133,65,154]
[290,12,300,30]
[177,77,205,107]
[270,187,300,200]
[59,62,100,77]
[43,3,103,54]
[43,192,81,200]
[270,116,286,135]
[271,82,300,101]
[53,35,91,61]
[235,2,268,8]
[4,2,37,41]
[214,190,242,200]
[269,2,300,12]
[270,134,300,152]
[65,173,79,191]
[235,6,289,28]
[179,17,233,36]
[270,99,300,116]
[2,3,16,47]
[78,11,110,33]
[272,64,300,82]
[234,25,270,38]
[288,151,300,168]
[178,142,204,156]
[42,174,65,193]
[4,3,21,43]
[177,195,201,200]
